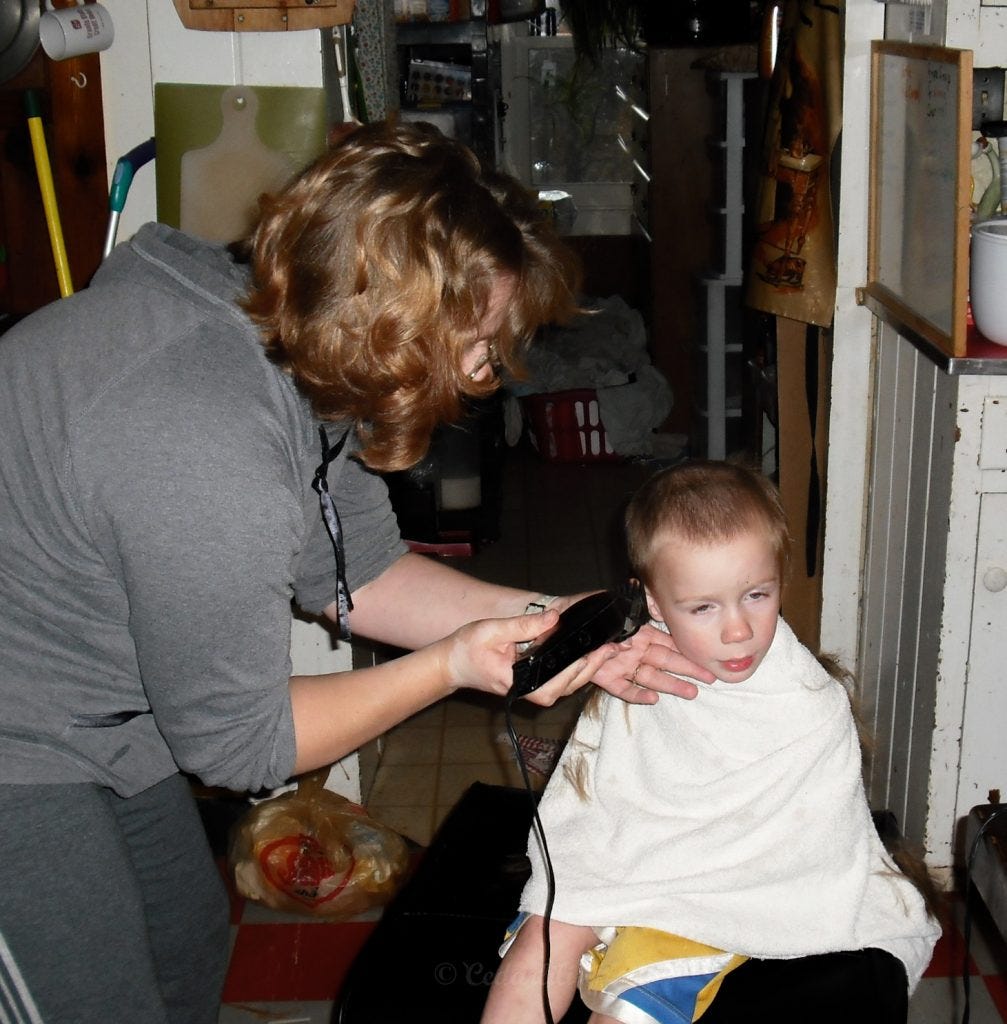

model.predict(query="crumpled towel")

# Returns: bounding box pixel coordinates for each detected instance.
[519,618,940,991]
[509,296,673,456]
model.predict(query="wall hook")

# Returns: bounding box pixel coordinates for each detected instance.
[69,72,87,89]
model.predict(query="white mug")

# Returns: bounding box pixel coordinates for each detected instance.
[39,1,114,62]
[970,218,1007,347]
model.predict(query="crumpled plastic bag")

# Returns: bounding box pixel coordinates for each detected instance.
[228,770,410,918]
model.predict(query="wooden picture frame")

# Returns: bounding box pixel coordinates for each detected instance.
[865,41,972,358]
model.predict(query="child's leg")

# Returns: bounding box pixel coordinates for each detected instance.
[481,916,597,1024]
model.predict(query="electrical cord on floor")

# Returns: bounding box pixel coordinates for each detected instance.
[505,689,557,1024]
[961,804,1007,1024]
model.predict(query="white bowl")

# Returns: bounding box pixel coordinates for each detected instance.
[970,218,1007,347]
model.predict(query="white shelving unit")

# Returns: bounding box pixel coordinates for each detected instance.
[698,69,755,459]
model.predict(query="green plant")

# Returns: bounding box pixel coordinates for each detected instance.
[558,0,645,63]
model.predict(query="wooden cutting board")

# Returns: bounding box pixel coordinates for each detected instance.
[154,83,329,243]
[179,85,296,243]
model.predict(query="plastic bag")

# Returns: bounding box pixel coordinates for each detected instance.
[228,770,411,918]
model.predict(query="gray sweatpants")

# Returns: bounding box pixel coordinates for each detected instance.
[0,775,230,1024]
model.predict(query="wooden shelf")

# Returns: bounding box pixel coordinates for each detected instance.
[171,0,354,32]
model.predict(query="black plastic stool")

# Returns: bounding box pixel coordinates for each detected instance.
[333,782,588,1023]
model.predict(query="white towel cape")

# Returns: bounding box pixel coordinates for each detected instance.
[520,619,939,991]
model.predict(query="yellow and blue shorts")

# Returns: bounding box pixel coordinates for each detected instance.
[503,914,747,1024]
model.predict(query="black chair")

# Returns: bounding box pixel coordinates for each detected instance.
[333,782,588,1023]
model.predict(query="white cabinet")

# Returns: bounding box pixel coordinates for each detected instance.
[958,402,1007,819]
[859,323,1007,885]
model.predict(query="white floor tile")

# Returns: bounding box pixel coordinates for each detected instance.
[910,974,1001,1024]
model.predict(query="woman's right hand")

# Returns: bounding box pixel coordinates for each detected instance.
[439,608,618,704]
[290,607,618,776]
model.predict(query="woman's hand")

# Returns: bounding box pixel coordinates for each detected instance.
[292,604,617,776]
[440,608,618,704]
[590,623,715,704]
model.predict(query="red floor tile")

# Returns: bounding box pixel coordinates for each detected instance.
[986,973,1007,1022]
[925,917,979,978]
[222,921,377,1002]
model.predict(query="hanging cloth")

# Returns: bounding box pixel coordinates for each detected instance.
[312,425,355,640]
[746,0,844,327]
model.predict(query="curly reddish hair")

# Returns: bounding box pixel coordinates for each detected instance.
[241,120,581,472]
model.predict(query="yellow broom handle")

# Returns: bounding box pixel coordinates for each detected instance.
[25,90,73,298]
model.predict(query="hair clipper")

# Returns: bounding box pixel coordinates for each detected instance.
[511,581,648,698]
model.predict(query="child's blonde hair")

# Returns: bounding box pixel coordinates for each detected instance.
[625,460,790,590]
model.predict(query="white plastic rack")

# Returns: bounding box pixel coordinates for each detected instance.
[697,69,755,459]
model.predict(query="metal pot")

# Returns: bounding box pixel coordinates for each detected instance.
[0,1,41,85]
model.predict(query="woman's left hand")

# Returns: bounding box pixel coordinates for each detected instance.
[590,622,714,703]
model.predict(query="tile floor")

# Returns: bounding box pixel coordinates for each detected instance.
[218,881,1007,1023]
[218,442,1007,1023]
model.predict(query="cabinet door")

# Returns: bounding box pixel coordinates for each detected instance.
[959,489,1007,814]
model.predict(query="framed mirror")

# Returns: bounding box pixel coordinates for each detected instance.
[865,41,972,358]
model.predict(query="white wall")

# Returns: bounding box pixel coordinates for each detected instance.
[950,0,1007,59]
[819,0,886,667]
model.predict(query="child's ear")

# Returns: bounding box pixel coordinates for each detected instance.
[644,587,664,624]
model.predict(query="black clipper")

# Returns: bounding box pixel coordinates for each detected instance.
[511,581,648,698]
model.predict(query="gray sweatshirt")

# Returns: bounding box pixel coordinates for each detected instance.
[0,224,406,796]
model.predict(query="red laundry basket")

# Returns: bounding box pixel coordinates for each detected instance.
[521,389,622,463]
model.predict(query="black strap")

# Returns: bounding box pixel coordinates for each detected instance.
[312,425,354,639]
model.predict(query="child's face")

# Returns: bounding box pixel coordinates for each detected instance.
[644,528,782,684]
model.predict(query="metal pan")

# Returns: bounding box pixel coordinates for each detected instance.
[0,1,41,85]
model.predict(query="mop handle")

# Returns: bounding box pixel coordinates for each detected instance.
[24,90,73,298]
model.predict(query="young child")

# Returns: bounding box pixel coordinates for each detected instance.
[482,461,940,1024]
